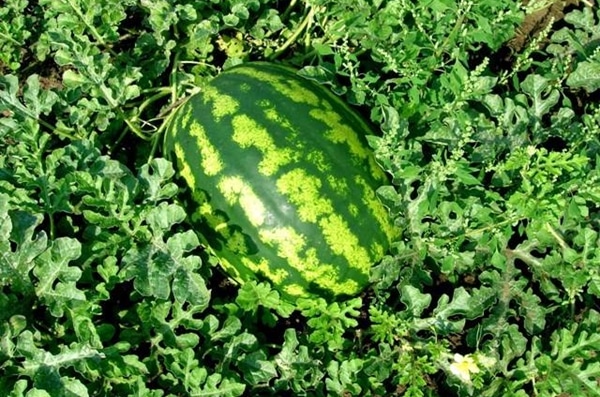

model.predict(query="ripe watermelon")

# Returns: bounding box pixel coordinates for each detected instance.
[163,62,396,300]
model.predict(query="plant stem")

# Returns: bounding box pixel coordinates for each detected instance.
[435,1,471,61]
[269,4,317,60]
[3,102,79,140]
[0,30,22,47]
[281,0,299,21]
[65,0,118,57]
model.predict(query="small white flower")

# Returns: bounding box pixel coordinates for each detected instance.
[449,353,480,384]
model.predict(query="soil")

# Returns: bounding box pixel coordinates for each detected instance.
[487,0,597,115]
[507,0,594,53]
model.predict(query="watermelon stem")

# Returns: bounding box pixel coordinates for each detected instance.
[269,3,318,60]
[146,94,191,163]
[127,50,198,161]
[111,87,173,153]
[281,0,298,20]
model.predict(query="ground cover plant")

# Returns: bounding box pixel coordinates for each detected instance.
[1,0,600,396]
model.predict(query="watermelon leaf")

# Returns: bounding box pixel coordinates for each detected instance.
[235,281,295,318]
[299,297,361,351]
[32,237,84,318]
[238,350,278,386]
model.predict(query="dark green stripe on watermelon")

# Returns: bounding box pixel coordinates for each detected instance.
[163,62,397,300]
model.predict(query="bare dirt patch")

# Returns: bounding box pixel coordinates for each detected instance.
[508,0,594,53]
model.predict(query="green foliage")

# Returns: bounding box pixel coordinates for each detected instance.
[298,297,362,351]
[548,6,600,93]
[2,0,600,396]
[0,0,33,71]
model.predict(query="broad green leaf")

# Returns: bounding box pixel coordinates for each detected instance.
[588,273,600,298]
[518,288,546,335]
[454,160,481,186]
[175,333,200,350]
[188,373,245,397]
[0,75,56,120]
[400,285,431,318]
[62,69,88,89]
[146,202,186,233]
[140,0,178,46]
[531,322,600,396]
[33,237,84,317]
[414,287,492,335]
[239,350,278,385]
[300,297,361,350]
[273,329,320,390]
[172,267,210,307]
[101,353,149,380]
[563,7,600,32]
[16,331,103,378]
[369,306,407,344]
[567,60,600,93]
[325,359,363,395]
[499,325,528,372]
[211,316,242,342]
[22,75,59,117]
[121,227,203,302]
[521,74,560,121]
[138,158,178,202]
[165,230,201,257]
[222,332,257,362]
[236,281,279,312]
[60,377,89,397]
[0,196,47,294]
[234,280,293,317]
[0,0,31,70]
[72,315,102,349]
[6,379,29,396]
[25,390,51,397]
[126,379,164,397]
[167,348,205,391]
[127,245,173,299]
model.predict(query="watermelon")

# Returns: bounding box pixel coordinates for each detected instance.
[163,62,397,301]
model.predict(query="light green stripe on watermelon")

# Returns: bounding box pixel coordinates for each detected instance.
[318,214,371,273]
[309,109,370,161]
[306,150,331,173]
[173,143,196,188]
[372,242,385,260]
[188,122,223,176]
[202,85,239,121]
[178,101,193,127]
[231,114,295,176]
[258,99,300,136]
[263,108,297,135]
[196,201,229,237]
[259,227,315,271]
[229,67,320,106]
[219,257,244,283]
[327,175,349,195]
[241,257,288,284]
[276,168,371,273]
[276,168,334,223]
[259,227,360,295]
[307,96,387,183]
[354,174,398,242]
[217,175,266,227]
[228,229,252,255]
[284,284,306,297]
